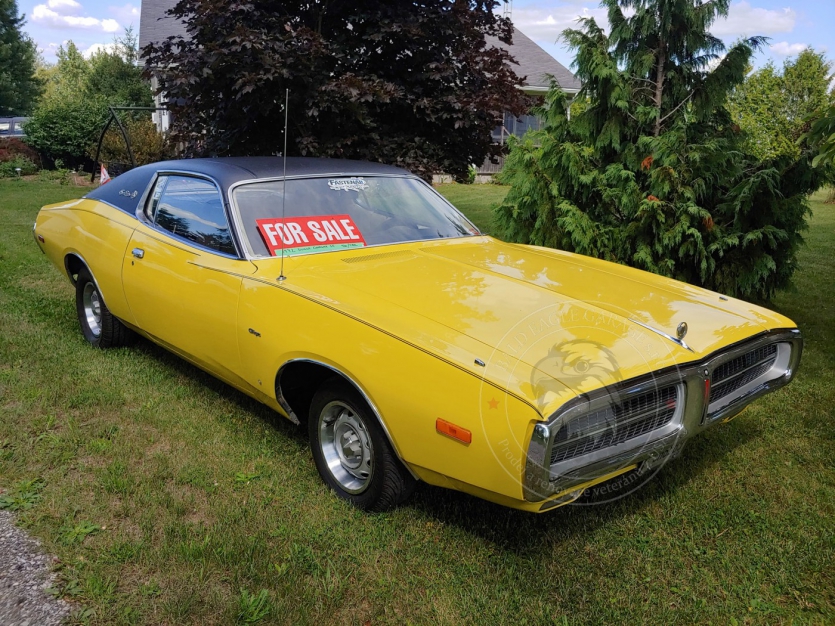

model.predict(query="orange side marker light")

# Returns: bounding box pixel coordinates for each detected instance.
[436,418,472,444]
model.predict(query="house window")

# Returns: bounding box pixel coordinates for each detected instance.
[492,111,544,143]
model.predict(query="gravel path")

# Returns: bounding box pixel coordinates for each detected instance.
[0,511,71,626]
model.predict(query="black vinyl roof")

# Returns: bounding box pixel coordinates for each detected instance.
[85,157,411,216]
[148,157,407,185]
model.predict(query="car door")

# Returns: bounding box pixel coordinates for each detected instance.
[121,174,254,389]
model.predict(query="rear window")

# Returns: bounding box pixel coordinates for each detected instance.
[231,176,478,258]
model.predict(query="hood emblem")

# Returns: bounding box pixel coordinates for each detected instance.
[628,318,695,353]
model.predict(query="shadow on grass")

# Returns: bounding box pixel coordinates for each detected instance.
[125,333,760,556]
[130,337,309,450]
[405,418,760,553]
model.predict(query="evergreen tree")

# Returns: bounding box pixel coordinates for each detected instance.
[495,0,829,300]
[0,0,41,115]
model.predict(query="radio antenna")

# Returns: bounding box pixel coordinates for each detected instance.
[278,88,289,282]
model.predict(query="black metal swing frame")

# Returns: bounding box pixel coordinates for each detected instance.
[91,105,168,182]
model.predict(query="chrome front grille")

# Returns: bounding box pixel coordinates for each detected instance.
[550,385,678,464]
[709,343,779,407]
[524,329,802,505]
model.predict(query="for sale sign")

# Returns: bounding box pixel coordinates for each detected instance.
[256,215,366,257]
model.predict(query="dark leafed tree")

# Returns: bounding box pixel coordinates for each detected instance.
[0,0,41,115]
[495,0,829,300]
[142,0,528,180]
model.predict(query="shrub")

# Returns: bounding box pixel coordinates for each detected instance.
[0,155,38,177]
[23,98,108,169]
[0,137,41,167]
[90,115,172,167]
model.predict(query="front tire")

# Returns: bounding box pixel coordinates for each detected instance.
[308,379,415,511]
[75,267,134,348]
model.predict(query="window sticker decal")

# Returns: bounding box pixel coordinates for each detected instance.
[256,215,366,257]
[327,177,368,192]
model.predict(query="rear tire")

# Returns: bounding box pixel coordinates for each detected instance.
[308,379,415,511]
[75,267,134,348]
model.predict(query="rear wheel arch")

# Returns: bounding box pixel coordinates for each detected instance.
[64,252,87,286]
[275,359,416,478]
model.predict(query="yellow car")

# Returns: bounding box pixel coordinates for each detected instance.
[34,157,803,512]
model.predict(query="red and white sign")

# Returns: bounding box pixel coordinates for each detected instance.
[100,164,111,185]
[256,214,366,257]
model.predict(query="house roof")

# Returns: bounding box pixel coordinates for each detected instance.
[490,27,581,92]
[138,3,580,92]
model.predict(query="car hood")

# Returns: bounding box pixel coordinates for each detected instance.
[256,237,795,415]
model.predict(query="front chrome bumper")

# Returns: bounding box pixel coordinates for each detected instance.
[524,328,803,504]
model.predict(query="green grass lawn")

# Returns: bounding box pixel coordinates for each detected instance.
[435,183,508,235]
[0,177,833,625]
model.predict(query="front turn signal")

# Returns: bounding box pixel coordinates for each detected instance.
[436,418,472,444]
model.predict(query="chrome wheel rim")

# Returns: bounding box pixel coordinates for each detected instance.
[82,282,102,337]
[318,401,373,494]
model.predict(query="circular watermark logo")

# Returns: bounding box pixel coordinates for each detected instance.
[475,301,687,507]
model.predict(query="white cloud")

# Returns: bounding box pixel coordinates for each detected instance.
[82,42,118,58]
[32,0,121,32]
[46,0,82,15]
[711,2,796,38]
[769,41,808,56]
[510,4,609,44]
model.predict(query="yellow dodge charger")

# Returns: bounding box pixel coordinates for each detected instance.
[33,157,803,512]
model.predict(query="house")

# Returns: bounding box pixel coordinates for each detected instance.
[139,2,580,161]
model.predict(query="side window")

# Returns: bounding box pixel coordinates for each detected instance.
[153,175,236,256]
[147,176,168,221]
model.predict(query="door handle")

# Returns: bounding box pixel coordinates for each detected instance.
[132,248,145,259]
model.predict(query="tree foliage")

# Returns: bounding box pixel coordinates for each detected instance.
[86,27,153,108]
[25,32,154,167]
[728,49,834,161]
[90,116,173,167]
[809,103,835,169]
[495,0,829,300]
[0,0,41,115]
[24,98,109,167]
[142,0,529,180]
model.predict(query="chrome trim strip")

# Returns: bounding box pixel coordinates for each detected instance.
[135,170,244,260]
[628,318,695,352]
[275,358,419,480]
[524,328,802,501]
[63,252,103,294]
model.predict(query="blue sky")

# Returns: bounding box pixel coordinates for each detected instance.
[17,0,834,70]
[510,0,833,71]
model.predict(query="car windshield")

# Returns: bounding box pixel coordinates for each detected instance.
[231,176,479,258]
